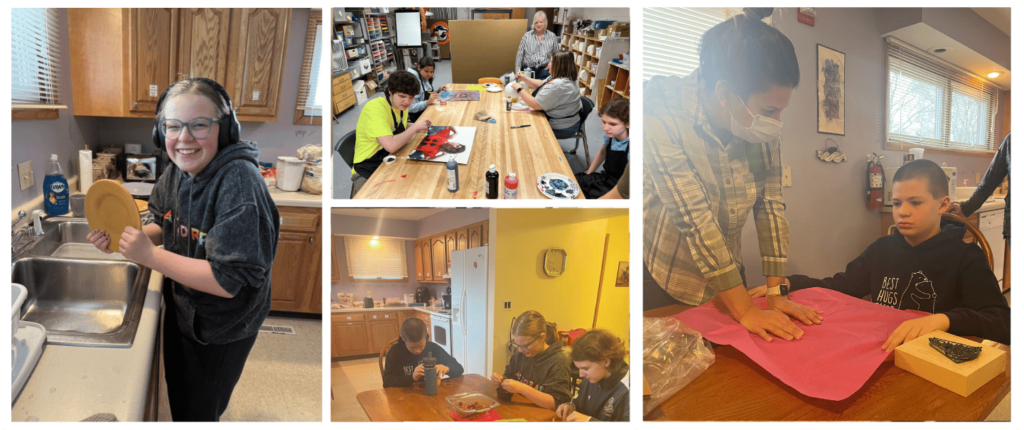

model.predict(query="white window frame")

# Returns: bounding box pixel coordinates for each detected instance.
[12,8,66,119]
[343,235,408,281]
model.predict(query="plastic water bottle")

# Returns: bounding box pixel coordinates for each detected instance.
[446,155,459,193]
[486,164,499,199]
[44,154,69,215]
[424,354,438,396]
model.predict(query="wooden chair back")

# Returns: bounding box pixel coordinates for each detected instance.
[378,338,399,378]
[887,212,992,269]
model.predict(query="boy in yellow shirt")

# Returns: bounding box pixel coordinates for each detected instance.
[351,70,432,195]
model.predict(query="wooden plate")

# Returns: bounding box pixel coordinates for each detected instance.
[85,180,142,252]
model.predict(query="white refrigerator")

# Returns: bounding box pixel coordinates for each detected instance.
[450,246,489,376]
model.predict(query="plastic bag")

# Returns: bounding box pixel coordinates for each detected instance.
[642,317,715,416]
[300,160,322,195]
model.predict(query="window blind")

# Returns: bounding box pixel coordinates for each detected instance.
[886,37,999,153]
[344,236,408,280]
[12,8,63,108]
[296,10,323,119]
[642,8,736,82]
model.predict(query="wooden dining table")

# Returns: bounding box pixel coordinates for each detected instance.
[353,84,584,199]
[643,304,1011,421]
[356,373,557,421]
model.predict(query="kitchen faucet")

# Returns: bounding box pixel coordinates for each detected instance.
[11,210,46,258]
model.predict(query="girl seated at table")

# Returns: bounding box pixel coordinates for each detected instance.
[406,57,449,123]
[383,318,464,388]
[511,51,583,139]
[491,310,572,410]
[575,99,629,199]
[555,329,629,422]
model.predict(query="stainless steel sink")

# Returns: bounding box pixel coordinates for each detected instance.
[15,218,125,261]
[11,218,150,347]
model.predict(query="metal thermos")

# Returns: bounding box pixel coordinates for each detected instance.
[486,164,499,199]
[424,354,438,396]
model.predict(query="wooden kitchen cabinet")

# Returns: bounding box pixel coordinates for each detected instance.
[270,206,322,313]
[456,228,469,252]
[368,312,400,352]
[177,8,232,87]
[414,240,424,281]
[445,231,457,275]
[480,220,489,246]
[225,8,291,120]
[68,8,290,121]
[332,311,408,359]
[430,235,447,281]
[331,236,341,283]
[468,222,483,249]
[332,318,369,358]
[332,74,356,116]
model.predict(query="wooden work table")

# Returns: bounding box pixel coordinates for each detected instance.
[356,374,556,421]
[643,304,1011,421]
[353,84,583,199]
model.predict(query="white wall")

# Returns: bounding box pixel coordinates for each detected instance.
[740,8,1006,287]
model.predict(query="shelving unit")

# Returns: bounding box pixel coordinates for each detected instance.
[357,11,396,90]
[599,61,630,107]
[560,29,628,108]
[332,8,362,117]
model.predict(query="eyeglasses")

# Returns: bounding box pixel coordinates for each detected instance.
[508,336,539,351]
[159,117,218,140]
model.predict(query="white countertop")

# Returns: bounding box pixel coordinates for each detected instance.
[12,272,164,422]
[331,306,451,317]
[268,186,321,207]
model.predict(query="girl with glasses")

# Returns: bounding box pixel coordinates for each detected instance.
[490,310,572,410]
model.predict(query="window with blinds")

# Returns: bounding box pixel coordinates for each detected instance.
[642,8,739,82]
[344,236,408,280]
[886,37,1000,153]
[295,9,323,124]
[12,8,63,111]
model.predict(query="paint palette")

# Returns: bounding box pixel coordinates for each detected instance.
[537,173,580,199]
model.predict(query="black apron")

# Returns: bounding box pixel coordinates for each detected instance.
[408,72,434,123]
[575,137,629,199]
[354,100,406,179]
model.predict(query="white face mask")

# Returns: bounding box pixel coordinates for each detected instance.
[725,92,783,144]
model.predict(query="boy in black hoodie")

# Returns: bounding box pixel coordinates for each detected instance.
[383,318,464,388]
[752,159,1010,349]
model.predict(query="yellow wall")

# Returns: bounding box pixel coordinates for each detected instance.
[492,209,629,373]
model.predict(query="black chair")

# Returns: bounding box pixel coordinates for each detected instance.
[567,97,595,167]
[335,130,357,198]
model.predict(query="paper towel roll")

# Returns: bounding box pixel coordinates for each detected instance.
[79,149,93,194]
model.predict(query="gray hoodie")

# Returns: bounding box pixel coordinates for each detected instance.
[149,142,280,345]
[501,340,572,406]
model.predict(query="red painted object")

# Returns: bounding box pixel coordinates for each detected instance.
[504,172,518,199]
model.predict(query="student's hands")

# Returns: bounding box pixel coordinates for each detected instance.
[511,83,522,92]
[738,307,804,342]
[490,372,505,384]
[87,230,114,254]
[565,412,590,422]
[748,285,767,298]
[947,203,964,216]
[500,378,523,394]
[767,296,824,326]
[413,364,425,381]
[119,226,157,266]
[554,403,574,420]
[412,118,432,133]
[435,364,450,378]
[882,314,950,352]
[427,92,440,103]
[438,84,449,92]
[515,72,528,82]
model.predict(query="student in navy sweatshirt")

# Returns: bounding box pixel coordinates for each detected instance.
[556,329,629,422]
[382,318,464,388]
[751,159,1010,349]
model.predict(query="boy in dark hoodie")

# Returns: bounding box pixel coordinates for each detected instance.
[88,78,279,421]
[491,310,572,409]
[752,159,1010,349]
[557,329,629,421]
[383,318,464,387]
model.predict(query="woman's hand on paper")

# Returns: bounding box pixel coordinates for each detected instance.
[768,296,824,326]
[738,307,804,342]
[882,313,950,352]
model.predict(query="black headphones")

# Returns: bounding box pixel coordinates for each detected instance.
[152,77,241,150]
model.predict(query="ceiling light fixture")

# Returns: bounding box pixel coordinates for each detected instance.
[987,71,1002,79]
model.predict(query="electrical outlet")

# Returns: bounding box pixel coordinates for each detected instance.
[782,166,792,187]
[18,161,33,191]
[503,301,512,310]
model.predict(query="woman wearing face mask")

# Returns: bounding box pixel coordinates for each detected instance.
[643,8,823,341]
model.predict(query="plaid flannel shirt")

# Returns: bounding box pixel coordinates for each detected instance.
[643,72,789,306]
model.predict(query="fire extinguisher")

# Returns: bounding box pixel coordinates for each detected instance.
[867,153,884,210]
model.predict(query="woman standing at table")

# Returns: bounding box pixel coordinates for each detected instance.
[491,310,572,410]
[405,57,449,123]
[643,8,822,341]
[512,51,583,139]
[515,11,559,81]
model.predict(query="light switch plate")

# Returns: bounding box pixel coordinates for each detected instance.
[252,91,260,101]
[18,161,33,191]
[782,166,792,187]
